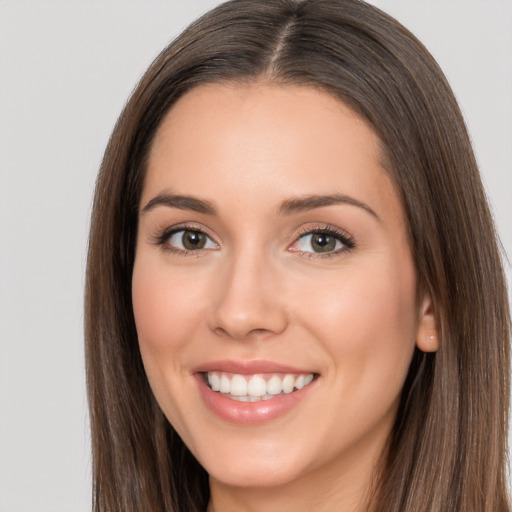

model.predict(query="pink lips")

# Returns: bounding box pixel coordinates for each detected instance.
[192,359,314,375]
[192,359,318,425]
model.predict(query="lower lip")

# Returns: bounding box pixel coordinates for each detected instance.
[195,374,317,425]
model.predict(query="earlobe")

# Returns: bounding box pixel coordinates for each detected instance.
[415,295,439,353]
[418,330,439,353]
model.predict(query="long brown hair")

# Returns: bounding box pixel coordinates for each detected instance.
[84,1,510,510]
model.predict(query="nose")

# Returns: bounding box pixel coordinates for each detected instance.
[207,249,288,340]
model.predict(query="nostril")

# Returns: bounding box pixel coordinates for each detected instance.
[214,326,276,341]
[207,278,288,339]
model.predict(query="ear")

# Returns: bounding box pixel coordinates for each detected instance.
[415,294,439,352]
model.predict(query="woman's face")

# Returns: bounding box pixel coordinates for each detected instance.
[132,83,435,494]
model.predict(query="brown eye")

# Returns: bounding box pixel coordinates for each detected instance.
[166,229,218,252]
[310,233,337,253]
[182,231,206,250]
[292,232,345,254]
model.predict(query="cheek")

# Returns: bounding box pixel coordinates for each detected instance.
[132,256,206,356]
[132,256,210,435]
[295,254,418,405]
[131,254,209,422]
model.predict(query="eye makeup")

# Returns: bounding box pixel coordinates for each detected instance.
[149,220,356,260]
[288,223,355,258]
[150,222,219,256]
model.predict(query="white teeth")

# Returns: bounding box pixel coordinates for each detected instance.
[282,374,295,394]
[248,375,267,397]
[219,374,230,393]
[205,371,315,400]
[267,375,282,395]
[230,375,248,396]
[208,372,220,392]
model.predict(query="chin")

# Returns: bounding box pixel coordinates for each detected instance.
[205,455,306,489]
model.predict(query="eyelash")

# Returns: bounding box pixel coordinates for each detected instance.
[152,223,217,257]
[151,223,356,258]
[292,224,355,259]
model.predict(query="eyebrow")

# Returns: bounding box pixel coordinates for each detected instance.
[140,191,379,221]
[277,194,380,220]
[141,193,217,215]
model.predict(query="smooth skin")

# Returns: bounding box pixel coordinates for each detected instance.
[132,83,438,512]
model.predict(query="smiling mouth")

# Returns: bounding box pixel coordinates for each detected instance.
[202,371,317,402]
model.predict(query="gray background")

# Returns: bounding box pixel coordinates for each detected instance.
[0,1,510,510]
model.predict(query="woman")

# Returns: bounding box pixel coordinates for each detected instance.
[84,0,510,511]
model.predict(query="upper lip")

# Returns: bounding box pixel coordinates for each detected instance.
[191,359,317,375]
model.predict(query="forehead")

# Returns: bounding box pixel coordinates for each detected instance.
[144,82,403,227]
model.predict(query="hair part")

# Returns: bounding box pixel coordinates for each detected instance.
[85,1,510,510]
